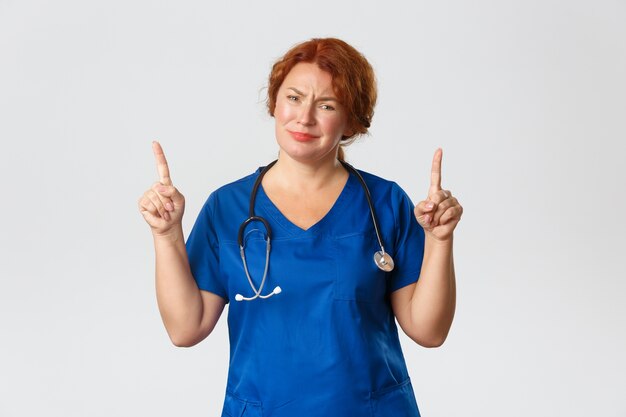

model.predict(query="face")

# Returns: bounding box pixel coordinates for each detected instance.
[273,62,352,164]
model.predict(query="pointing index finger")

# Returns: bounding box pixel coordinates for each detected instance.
[429,148,442,194]
[152,141,173,186]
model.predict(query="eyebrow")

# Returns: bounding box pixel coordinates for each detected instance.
[288,87,338,102]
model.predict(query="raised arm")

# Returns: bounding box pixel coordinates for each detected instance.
[392,148,462,347]
[138,141,225,347]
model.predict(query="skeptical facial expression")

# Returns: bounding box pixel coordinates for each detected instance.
[273,62,352,163]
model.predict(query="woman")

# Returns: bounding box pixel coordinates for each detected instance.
[139,38,462,417]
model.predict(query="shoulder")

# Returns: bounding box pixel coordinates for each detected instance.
[351,167,416,229]
[212,170,259,197]
[352,167,408,200]
[201,169,260,212]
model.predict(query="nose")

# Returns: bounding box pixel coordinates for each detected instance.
[297,102,316,126]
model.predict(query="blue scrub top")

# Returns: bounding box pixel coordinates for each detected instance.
[186,165,426,417]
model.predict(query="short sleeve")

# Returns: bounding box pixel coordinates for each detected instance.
[185,192,229,303]
[388,183,426,293]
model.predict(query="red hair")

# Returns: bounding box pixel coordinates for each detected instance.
[266,38,377,161]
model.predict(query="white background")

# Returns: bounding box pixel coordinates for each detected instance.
[1,0,625,416]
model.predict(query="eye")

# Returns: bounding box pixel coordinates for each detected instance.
[320,104,335,111]
[287,95,299,102]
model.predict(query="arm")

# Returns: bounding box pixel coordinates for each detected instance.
[154,226,226,347]
[391,236,456,347]
[139,141,226,347]
[391,148,462,347]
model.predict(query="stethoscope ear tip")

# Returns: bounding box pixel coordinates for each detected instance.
[273,286,282,295]
[235,294,244,301]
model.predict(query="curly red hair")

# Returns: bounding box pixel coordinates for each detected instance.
[266,38,377,160]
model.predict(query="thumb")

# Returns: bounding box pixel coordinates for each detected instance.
[414,200,435,227]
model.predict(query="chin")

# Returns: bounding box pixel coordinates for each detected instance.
[281,148,322,163]
[276,133,339,164]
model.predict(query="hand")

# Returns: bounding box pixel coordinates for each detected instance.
[413,148,463,242]
[138,141,186,236]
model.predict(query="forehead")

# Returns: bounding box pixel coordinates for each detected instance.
[281,62,335,94]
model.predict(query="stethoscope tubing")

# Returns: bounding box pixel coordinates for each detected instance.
[236,160,393,301]
[341,161,388,256]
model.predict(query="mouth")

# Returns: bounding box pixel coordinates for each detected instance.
[288,130,318,142]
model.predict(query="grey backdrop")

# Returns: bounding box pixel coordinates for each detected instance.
[1,0,625,416]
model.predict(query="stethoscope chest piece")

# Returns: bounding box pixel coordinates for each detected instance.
[374,251,395,272]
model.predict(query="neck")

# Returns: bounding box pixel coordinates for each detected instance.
[266,150,347,193]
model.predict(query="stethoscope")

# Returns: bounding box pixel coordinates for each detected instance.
[235,160,395,302]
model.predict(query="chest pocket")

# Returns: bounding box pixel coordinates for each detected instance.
[332,231,389,303]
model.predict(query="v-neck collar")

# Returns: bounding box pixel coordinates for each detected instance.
[254,166,358,237]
